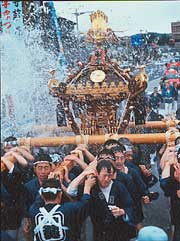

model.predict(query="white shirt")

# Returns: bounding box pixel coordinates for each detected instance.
[100,180,113,202]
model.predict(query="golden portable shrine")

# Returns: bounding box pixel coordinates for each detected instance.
[48,10,148,135]
[1,11,180,174]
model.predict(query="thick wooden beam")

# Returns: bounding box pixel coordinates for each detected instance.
[2,131,179,172]
[18,132,180,147]
[128,120,179,129]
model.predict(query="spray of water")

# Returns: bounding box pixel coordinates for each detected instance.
[1,27,64,139]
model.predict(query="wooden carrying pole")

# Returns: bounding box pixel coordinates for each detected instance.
[2,132,179,173]
[128,120,179,129]
[23,120,179,134]
[18,132,180,147]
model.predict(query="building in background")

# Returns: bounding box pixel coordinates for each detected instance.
[171,21,180,48]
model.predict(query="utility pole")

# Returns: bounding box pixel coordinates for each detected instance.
[72,9,93,58]
[72,9,93,36]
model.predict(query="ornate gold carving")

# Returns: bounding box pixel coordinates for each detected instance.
[48,11,148,136]
[65,84,129,96]
[87,10,108,43]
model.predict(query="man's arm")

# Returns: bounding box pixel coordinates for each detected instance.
[75,144,95,162]
[160,149,178,196]
[65,175,96,213]
[1,151,29,191]
[12,146,34,161]
[67,168,96,197]
[64,152,88,170]
[160,146,177,171]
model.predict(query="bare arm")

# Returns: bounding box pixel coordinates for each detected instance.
[161,163,171,179]
[76,144,95,162]
[67,168,96,196]
[2,148,29,170]
[160,146,177,170]
[83,175,96,194]
[64,153,88,170]
[1,156,14,171]
[159,144,167,158]
[5,150,28,167]
[12,146,34,161]
[161,148,178,179]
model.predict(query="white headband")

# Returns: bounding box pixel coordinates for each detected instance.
[33,161,51,166]
[39,187,62,195]
[4,140,17,147]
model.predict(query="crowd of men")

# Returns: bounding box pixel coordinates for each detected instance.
[1,126,180,241]
[148,84,178,117]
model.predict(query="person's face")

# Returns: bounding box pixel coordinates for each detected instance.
[114,152,125,169]
[125,150,133,161]
[146,106,150,113]
[34,163,52,183]
[166,82,170,88]
[154,88,158,93]
[97,167,114,188]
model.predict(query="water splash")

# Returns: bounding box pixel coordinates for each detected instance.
[1,27,64,139]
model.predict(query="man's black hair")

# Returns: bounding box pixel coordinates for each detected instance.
[42,178,61,189]
[3,136,18,150]
[34,153,52,165]
[97,148,116,161]
[104,139,126,152]
[3,136,17,142]
[96,159,116,174]
[41,178,62,201]
[110,145,126,154]
[104,139,120,147]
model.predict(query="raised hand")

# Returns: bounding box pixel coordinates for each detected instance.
[84,175,96,189]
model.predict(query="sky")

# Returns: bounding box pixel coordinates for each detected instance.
[53,1,180,36]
